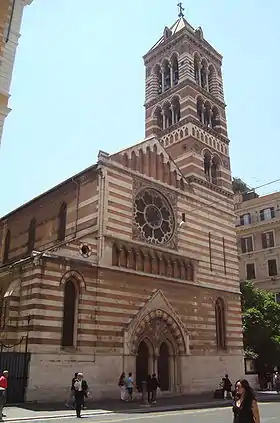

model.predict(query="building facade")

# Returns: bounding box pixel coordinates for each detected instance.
[235,191,280,301]
[0,0,32,147]
[0,10,244,402]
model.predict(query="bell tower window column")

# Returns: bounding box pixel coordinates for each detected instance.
[171,104,175,125]
[198,64,202,87]
[206,69,210,92]
[163,110,167,130]
[170,65,174,88]
[161,67,164,93]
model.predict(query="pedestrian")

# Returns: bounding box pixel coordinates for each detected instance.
[274,372,280,393]
[233,379,260,423]
[223,374,232,400]
[73,373,87,418]
[0,370,8,422]
[126,372,134,401]
[118,372,126,401]
[151,374,159,403]
[65,372,78,409]
[147,375,152,403]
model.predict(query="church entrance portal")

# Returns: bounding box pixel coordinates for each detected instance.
[136,340,149,389]
[158,342,170,391]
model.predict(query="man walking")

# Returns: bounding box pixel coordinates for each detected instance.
[73,373,88,418]
[0,370,8,421]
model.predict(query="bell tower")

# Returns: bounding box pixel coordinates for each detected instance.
[0,0,33,147]
[143,3,232,194]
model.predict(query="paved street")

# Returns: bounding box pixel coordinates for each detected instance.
[2,403,279,423]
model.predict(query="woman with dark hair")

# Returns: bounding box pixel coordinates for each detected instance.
[233,379,260,423]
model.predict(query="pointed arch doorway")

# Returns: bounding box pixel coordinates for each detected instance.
[158,342,170,391]
[136,340,149,389]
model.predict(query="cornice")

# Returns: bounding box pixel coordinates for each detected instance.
[186,175,233,199]
[145,77,226,110]
[158,115,229,145]
[236,217,280,233]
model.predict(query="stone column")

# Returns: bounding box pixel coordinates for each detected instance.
[170,65,173,88]
[161,68,164,92]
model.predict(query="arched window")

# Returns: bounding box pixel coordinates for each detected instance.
[163,103,172,129]
[162,60,171,91]
[3,230,11,264]
[130,248,137,270]
[203,151,211,180]
[211,106,219,129]
[155,65,162,95]
[138,250,145,272]
[27,218,36,253]
[211,156,219,185]
[215,298,226,349]
[194,54,200,84]
[112,243,120,266]
[204,102,211,127]
[197,98,203,123]
[171,55,179,85]
[58,202,67,242]
[200,60,207,89]
[131,151,137,171]
[139,149,144,174]
[62,280,77,347]
[154,107,163,130]
[123,153,129,167]
[208,65,216,95]
[172,97,181,124]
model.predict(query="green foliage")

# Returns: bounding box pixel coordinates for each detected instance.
[241,281,280,371]
[232,177,250,194]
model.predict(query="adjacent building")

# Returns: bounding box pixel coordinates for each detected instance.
[0,0,33,146]
[235,191,280,301]
[0,8,244,402]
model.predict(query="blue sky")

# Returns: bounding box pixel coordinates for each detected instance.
[0,0,279,216]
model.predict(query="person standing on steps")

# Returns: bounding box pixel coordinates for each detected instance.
[73,373,87,418]
[0,370,8,422]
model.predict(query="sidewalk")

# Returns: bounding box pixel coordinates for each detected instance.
[3,391,280,422]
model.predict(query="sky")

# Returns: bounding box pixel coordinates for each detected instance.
[0,0,279,217]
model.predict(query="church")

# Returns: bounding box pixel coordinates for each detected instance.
[0,5,244,402]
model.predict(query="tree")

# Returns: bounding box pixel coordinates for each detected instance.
[232,177,250,194]
[241,281,280,373]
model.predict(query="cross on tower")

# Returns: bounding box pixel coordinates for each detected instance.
[177,2,184,18]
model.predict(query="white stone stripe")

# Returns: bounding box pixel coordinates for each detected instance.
[108,176,131,191]
[108,169,132,184]
[109,185,131,198]
[108,205,132,217]
[107,222,131,233]
[66,212,98,230]
[67,195,99,214]
[108,215,131,225]
[107,197,131,208]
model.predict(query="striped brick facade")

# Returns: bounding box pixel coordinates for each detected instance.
[0,0,33,147]
[0,12,244,402]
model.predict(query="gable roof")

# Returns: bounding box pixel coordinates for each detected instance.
[108,135,192,192]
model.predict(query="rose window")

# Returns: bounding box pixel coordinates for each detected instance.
[134,188,175,245]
